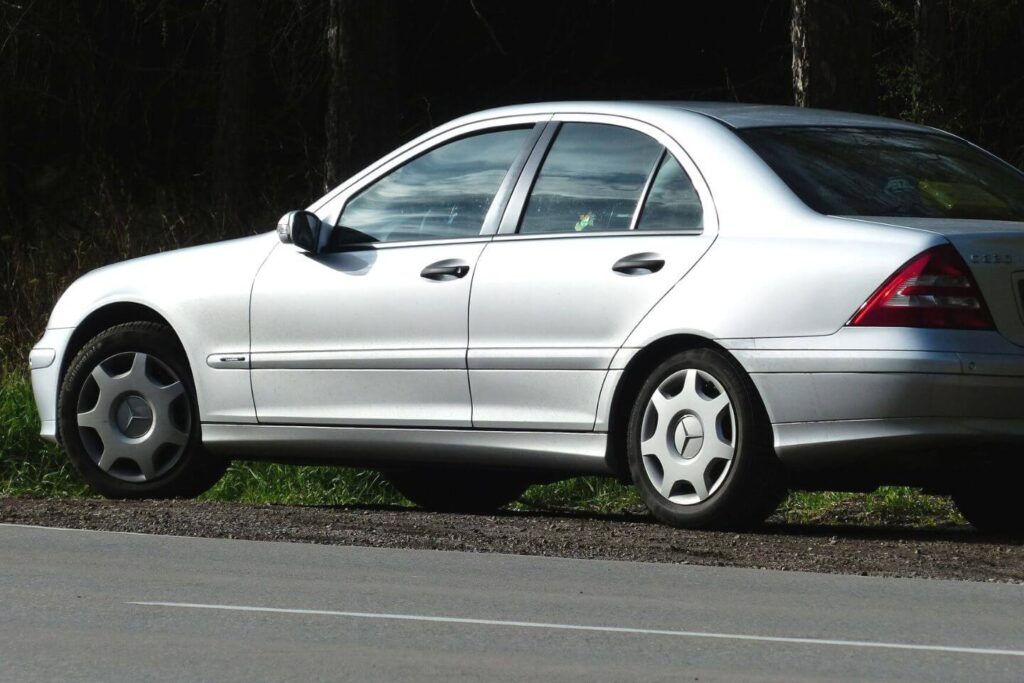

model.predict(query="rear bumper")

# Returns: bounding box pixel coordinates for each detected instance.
[732,329,1024,469]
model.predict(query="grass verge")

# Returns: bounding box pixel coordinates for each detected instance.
[1,369,964,525]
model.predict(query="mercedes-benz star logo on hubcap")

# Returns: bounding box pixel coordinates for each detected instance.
[673,414,704,460]
[116,396,154,438]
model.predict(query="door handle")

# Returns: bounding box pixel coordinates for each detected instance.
[612,252,665,275]
[421,259,471,281]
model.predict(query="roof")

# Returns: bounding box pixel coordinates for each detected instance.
[456,101,936,133]
[660,102,934,132]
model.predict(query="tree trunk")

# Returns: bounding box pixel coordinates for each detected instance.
[213,0,257,212]
[914,0,949,124]
[323,0,397,190]
[791,0,874,113]
[0,101,12,236]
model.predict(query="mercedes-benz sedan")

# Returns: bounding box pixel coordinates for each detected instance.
[30,102,1024,532]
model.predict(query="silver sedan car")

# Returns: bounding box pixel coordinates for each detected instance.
[29,102,1024,532]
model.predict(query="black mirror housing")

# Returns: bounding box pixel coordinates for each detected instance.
[277,210,322,253]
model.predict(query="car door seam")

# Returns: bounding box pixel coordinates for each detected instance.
[248,239,281,425]
[465,240,491,428]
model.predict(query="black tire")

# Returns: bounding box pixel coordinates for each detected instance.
[58,321,227,499]
[626,348,785,530]
[384,468,530,513]
[953,480,1024,535]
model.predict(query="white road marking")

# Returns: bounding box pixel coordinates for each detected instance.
[129,601,1024,658]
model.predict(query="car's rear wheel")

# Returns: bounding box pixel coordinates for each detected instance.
[952,477,1024,535]
[58,321,227,499]
[384,468,531,513]
[626,348,785,530]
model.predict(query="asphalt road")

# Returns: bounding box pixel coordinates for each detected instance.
[7,497,1022,582]
[3,524,1024,682]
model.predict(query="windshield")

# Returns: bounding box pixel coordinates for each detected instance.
[739,126,1024,221]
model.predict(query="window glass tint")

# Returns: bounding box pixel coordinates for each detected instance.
[519,123,662,234]
[338,128,530,243]
[636,154,703,231]
[740,127,1024,221]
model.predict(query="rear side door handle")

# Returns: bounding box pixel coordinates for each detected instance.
[421,259,471,281]
[612,252,665,275]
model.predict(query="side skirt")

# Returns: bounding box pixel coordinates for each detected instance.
[201,423,613,473]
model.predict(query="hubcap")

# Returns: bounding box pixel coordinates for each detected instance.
[76,352,191,483]
[640,368,736,505]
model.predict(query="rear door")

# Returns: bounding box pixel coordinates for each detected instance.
[467,115,718,430]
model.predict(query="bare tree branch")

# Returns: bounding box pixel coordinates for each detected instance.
[469,0,506,56]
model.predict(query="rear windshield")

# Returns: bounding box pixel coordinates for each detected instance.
[739,126,1024,221]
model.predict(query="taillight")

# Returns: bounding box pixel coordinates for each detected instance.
[849,244,994,329]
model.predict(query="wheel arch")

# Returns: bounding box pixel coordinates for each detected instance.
[603,333,775,480]
[57,302,191,439]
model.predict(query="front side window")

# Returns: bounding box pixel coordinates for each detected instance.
[740,126,1024,221]
[519,123,663,234]
[636,153,703,231]
[338,127,531,243]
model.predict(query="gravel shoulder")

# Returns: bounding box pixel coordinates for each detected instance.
[3,496,1022,583]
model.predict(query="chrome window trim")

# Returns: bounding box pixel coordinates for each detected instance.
[316,236,493,252]
[490,229,702,244]
[628,148,667,231]
[310,225,704,251]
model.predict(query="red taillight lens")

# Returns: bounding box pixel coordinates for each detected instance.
[849,244,994,329]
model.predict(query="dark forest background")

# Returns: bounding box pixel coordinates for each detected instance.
[1,0,1024,360]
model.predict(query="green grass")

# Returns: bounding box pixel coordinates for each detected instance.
[778,488,964,527]
[0,368,964,525]
[0,369,89,497]
[518,476,643,514]
[203,463,407,507]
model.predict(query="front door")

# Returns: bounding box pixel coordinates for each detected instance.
[250,126,536,427]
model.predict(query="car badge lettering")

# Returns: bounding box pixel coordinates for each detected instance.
[970,253,1012,265]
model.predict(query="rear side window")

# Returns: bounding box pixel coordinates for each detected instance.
[636,153,703,231]
[339,127,531,243]
[519,123,662,234]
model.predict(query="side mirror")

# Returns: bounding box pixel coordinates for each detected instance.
[277,210,322,253]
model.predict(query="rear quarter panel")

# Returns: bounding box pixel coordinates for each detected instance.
[618,113,946,345]
[625,217,945,346]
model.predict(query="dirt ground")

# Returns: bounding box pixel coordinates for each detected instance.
[4,497,1023,583]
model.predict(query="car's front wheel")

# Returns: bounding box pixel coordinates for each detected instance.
[626,348,785,530]
[58,321,227,499]
[384,468,531,513]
